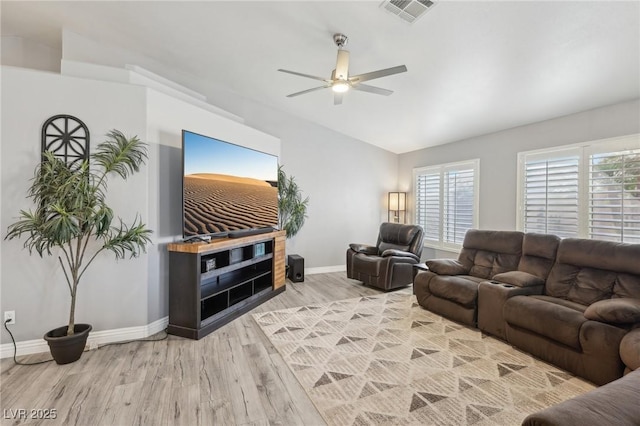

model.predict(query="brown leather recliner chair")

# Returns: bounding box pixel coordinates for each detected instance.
[347,222,424,290]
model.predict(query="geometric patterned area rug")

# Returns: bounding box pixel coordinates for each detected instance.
[253,290,596,426]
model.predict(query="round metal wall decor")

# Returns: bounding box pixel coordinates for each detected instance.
[41,115,90,169]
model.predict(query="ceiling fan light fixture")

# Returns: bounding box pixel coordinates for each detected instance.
[279,33,407,104]
[332,81,350,93]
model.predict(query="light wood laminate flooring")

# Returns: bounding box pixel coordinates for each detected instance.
[1,273,383,426]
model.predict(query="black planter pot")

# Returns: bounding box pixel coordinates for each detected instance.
[43,323,92,365]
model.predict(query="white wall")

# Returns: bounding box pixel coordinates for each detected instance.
[1,36,61,73]
[1,66,148,342]
[61,29,199,102]
[279,121,398,268]
[399,99,640,259]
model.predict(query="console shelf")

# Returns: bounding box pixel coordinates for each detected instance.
[167,230,286,339]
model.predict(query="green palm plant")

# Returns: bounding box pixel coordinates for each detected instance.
[278,165,309,239]
[5,130,153,336]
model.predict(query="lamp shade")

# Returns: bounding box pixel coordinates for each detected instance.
[389,192,407,222]
[389,192,406,211]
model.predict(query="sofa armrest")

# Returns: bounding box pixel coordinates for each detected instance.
[425,259,469,275]
[349,243,378,255]
[491,271,545,288]
[583,298,640,324]
[620,327,640,372]
[381,249,419,262]
[521,370,640,426]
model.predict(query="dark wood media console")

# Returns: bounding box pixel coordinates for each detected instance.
[167,230,286,339]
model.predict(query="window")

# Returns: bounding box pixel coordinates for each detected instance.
[517,135,640,243]
[589,147,640,243]
[520,148,580,238]
[414,159,479,249]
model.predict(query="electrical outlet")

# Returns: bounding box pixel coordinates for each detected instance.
[4,311,16,325]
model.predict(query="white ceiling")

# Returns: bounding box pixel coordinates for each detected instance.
[2,1,639,154]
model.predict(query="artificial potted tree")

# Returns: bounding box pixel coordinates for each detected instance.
[278,165,309,278]
[5,130,152,364]
[278,165,309,239]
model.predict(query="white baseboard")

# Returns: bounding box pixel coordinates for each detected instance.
[0,316,169,359]
[305,265,346,275]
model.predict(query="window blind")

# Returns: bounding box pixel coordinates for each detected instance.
[414,159,478,248]
[415,171,440,242]
[522,155,580,238]
[443,168,475,244]
[589,149,640,243]
[518,134,640,243]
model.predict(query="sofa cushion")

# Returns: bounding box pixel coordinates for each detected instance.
[518,233,560,279]
[545,238,640,304]
[456,230,523,279]
[613,273,640,299]
[467,250,523,279]
[584,298,640,324]
[377,222,423,256]
[557,238,640,276]
[428,275,484,308]
[378,241,409,253]
[504,295,588,350]
[492,271,545,288]
[425,259,469,275]
[381,249,419,261]
[462,229,524,253]
[545,264,618,305]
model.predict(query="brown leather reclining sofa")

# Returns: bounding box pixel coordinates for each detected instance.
[414,230,640,388]
[521,367,640,426]
[413,229,526,326]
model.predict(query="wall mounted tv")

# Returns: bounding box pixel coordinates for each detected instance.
[182,130,279,239]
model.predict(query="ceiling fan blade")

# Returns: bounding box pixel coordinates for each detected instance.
[286,85,330,98]
[351,84,393,96]
[334,92,344,105]
[349,65,407,83]
[278,69,330,82]
[335,50,350,81]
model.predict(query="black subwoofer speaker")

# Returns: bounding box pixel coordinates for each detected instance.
[288,254,304,282]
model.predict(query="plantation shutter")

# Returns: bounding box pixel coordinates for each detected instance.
[589,148,640,243]
[443,167,475,245]
[522,150,580,238]
[414,159,479,248]
[415,170,440,242]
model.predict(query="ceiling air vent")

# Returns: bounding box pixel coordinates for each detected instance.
[380,0,436,24]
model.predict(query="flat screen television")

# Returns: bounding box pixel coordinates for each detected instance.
[182,130,279,239]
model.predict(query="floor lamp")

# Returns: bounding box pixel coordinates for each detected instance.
[388,192,406,224]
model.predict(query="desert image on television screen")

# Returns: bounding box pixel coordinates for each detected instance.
[183,132,278,237]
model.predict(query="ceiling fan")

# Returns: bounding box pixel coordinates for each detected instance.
[278,33,407,105]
